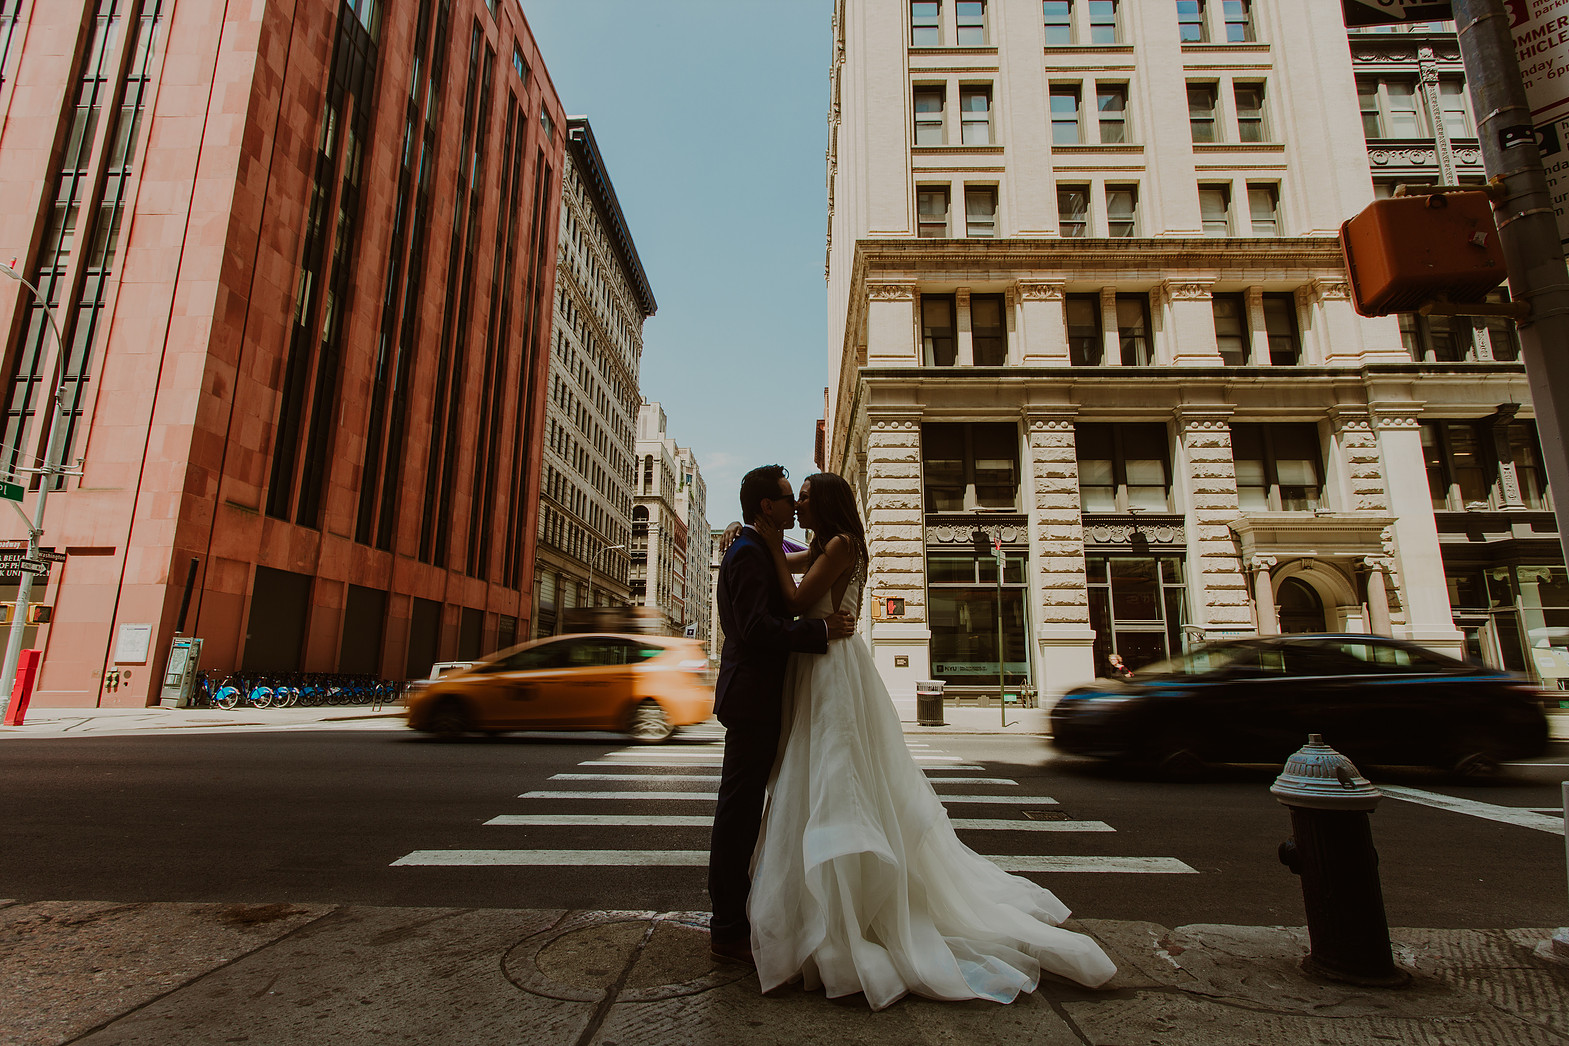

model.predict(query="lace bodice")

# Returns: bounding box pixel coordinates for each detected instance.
[804,554,864,620]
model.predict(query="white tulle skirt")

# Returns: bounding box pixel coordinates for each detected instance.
[747,634,1117,1010]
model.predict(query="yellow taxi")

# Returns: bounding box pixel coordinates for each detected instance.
[403,633,713,742]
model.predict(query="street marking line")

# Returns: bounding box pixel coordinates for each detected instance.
[519,790,1057,805]
[578,760,989,771]
[482,814,1112,833]
[1380,785,1566,836]
[552,773,721,783]
[920,777,1018,786]
[392,850,1191,873]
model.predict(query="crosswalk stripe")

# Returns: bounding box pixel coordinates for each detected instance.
[393,850,1191,872]
[518,790,1057,805]
[550,772,1014,784]
[1380,785,1566,836]
[578,760,988,771]
[483,814,1113,832]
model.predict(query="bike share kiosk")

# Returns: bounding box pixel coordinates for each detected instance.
[158,637,203,708]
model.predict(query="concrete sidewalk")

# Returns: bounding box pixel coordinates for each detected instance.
[1,899,1564,1045]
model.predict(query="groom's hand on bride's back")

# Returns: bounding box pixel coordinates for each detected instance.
[825,610,856,640]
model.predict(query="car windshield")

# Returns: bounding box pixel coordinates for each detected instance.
[1129,643,1276,678]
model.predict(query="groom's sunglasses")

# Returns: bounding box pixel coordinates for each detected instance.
[765,494,796,507]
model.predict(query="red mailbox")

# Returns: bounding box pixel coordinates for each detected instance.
[1339,191,1506,317]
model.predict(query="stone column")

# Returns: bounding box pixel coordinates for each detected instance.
[1017,281,1067,366]
[1328,409,1390,513]
[866,282,918,366]
[1025,411,1095,696]
[1372,407,1463,654]
[955,287,974,366]
[1362,556,1393,636]
[1248,555,1279,635]
[1176,409,1255,637]
[1159,279,1222,366]
[1245,287,1268,366]
[865,410,930,718]
[1100,287,1120,366]
[1005,286,1021,366]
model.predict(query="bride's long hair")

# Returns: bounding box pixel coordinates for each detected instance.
[803,472,869,568]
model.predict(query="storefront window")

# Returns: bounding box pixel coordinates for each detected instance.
[1086,554,1188,673]
[928,550,1029,686]
[921,422,1020,512]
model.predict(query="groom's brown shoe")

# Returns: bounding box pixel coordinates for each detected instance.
[709,937,755,967]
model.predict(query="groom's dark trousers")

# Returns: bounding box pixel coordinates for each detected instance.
[708,528,828,946]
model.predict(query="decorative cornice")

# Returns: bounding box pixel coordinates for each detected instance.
[926,519,1028,546]
[1081,514,1186,549]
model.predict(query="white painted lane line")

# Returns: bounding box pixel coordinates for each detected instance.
[520,790,1057,805]
[393,851,1194,873]
[487,814,713,827]
[1380,785,1566,836]
[552,773,721,783]
[578,760,989,771]
[482,814,1112,833]
[952,819,1114,833]
[921,777,1018,786]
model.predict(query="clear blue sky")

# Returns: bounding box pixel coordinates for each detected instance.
[522,0,836,531]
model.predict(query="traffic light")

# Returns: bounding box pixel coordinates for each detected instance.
[24,604,51,625]
[1339,190,1507,317]
[0,602,12,624]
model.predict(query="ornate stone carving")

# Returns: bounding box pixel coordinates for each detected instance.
[1161,280,1213,302]
[1027,415,1076,433]
[926,520,1029,546]
[1371,412,1421,430]
[1360,555,1393,573]
[1368,148,1439,167]
[869,416,920,432]
[1246,555,1278,573]
[867,283,915,302]
[1018,281,1064,301]
[1082,520,1186,547]
[955,287,971,308]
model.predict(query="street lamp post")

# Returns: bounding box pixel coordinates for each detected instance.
[586,543,626,612]
[0,261,76,703]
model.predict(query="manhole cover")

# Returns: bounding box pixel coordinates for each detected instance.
[504,910,751,1003]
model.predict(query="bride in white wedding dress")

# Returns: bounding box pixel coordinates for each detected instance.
[747,473,1117,1010]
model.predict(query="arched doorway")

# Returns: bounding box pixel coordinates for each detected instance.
[1277,576,1328,633]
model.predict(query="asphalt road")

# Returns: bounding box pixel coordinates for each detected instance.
[1,724,1565,929]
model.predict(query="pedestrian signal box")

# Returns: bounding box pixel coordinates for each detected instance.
[1339,191,1506,317]
[884,597,905,617]
[25,605,51,625]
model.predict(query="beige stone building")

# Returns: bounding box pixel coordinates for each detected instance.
[824,0,1557,712]
[534,117,654,637]
[632,401,709,638]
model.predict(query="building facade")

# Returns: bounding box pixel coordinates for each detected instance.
[0,0,565,705]
[825,0,1556,711]
[533,117,655,637]
[631,401,709,637]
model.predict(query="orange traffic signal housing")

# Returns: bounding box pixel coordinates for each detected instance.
[1339,191,1506,317]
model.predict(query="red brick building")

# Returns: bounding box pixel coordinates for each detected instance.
[0,0,565,706]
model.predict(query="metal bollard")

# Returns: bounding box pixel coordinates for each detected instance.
[1272,734,1409,987]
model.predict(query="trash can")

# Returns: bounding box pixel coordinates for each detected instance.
[915,679,946,726]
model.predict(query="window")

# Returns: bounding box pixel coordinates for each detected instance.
[1231,423,1323,511]
[928,549,1030,686]
[1050,85,1082,144]
[1177,0,1207,42]
[1358,78,1422,138]
[1439,79,1472,138]
[1212,293,1249,364]
[914,86,945,144]
[1106,183,1138,236]
[1043,0,1072,44]
[1234,82,1266,141]
[1480,290,1522,361]
[1067,294,1103,365]
[1088,0,1119,43]
[1223,0,1253,42]
[1423,419,1549,510]
[1188,83,1218,142]
[1086,554,1189,673]
[1199,183,1231,236]
[1247,183,1279,235]
[512,45,528,82]
[912,0,942,45]
[971,294,1007,365]
[1077,423,1172,512]
[1116,294,1152,365]
[1097,83,1128,143]
[1058,183,1090,237]
[956,0,987,45]
[922,422,1020,511]
[918,185,950,237]
[960,85,992,144]
[965,185,997,236]
[1262,294,1300,364]
[1400,313,1472,362]
[922,294,957,366]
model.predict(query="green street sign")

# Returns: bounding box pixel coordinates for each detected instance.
[0,481,21,502]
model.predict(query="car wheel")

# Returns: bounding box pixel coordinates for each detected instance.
[1451,748,1500,780]
[1154,741,1209,782]
[426,697,472,740]
[627,700,673,743]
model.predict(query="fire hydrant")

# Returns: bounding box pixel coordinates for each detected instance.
[1272,734,1409,987]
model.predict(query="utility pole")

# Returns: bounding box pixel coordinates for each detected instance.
[1453,0,1569,570]
[0,262,78,703]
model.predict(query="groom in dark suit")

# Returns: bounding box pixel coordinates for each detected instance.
[708,464,854,965]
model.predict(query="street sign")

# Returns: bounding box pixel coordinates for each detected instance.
[0,481,21,502]
[1341,0,1453,27]
[36,549,66,562]
[17,559,47,574]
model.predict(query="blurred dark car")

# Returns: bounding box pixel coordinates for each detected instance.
[1050,634,1549,777]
